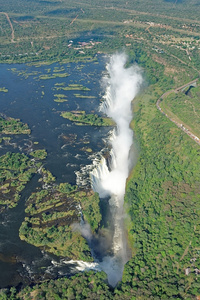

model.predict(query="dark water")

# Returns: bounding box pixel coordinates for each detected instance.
[0,56,109,288]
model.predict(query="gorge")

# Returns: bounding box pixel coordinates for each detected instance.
[90,53,143,286]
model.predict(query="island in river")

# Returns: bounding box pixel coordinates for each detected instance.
[61,111,114,126]
[0,114,103,259]
[0,57,114,290]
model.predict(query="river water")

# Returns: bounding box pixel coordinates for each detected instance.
[0,56,110,288]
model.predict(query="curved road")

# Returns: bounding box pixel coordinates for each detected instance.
[156,78,200,146]
[0,12,15,42]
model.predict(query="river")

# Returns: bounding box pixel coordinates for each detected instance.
[0,56,110,288]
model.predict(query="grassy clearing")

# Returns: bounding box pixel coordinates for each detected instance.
[161,84,200,137]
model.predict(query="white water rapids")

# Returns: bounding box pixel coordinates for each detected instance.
[89,53,143,286]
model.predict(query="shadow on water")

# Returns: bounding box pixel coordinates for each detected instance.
[0,174,43,288]
[91,196,114,261]
[0,174,80,289]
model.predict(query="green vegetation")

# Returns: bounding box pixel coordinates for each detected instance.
[39,72,69,80]
[55,82,65,86]
[74,93,96,99]
[19,221,92,260]
[61,111,114,126]
[30,149,47,160]
[0,271,112,300]
[160,84,200,137]
[57,182,77,194]
[119,85,200,298]
[0,152,41,212]
[0,87,8,92]
[19,184,101,259]
[2,51,196,296]
[80,146,93,153]
[1,0,200,297]
[0,116,30,135]
[39,167,56,184]
[10,69,40,79]
[0,0,200,72]
[55,84,90,91]
[53,93,68,102]
[74,190,102,232]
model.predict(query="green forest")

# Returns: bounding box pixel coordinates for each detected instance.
[61,111,114,127]
[19,186,101,260]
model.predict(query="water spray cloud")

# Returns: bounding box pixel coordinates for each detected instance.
[90,52,143,286]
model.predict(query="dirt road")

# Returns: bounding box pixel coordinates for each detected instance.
[0,12,15,42]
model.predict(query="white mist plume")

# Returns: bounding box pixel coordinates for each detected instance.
[91,52,142,286]
[92,53,142,198]
[72,222,92,241]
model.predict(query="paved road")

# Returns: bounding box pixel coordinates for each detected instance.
[175,79,198,92]
[156,78,200,146]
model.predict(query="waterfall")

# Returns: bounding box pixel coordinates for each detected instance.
[90,53,143,286]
